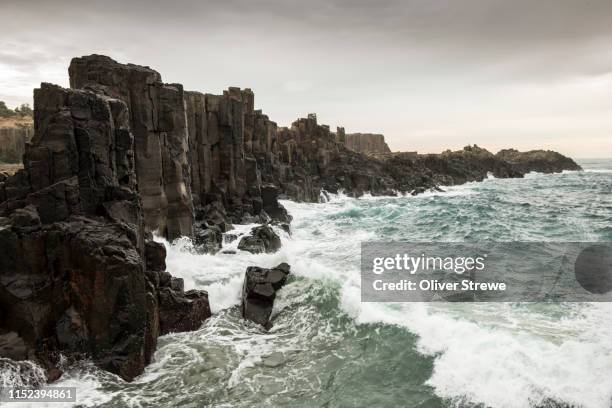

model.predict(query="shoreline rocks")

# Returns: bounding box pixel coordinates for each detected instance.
[0,83,211,382]
[495,149,582,174]
[0,54,583,383]
[241,263,291,329]
[238,225,282,254]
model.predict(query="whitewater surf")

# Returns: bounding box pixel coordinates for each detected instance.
[2,159,606,408]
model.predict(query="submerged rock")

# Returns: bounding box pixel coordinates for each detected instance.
[241,263,291,329]
[238,225,281,254]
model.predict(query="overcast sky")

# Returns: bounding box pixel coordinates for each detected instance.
[1,0,611,157]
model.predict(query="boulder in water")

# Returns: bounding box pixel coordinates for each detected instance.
[194,224,223,254]
[241,263,290,329]
[237,225,281,254]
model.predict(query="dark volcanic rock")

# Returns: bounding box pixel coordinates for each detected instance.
[0,331,28,361]
[261,184,292,223]
[158,288,211,334]
[238,225,281,254]
[241,263,290,329]
[197,201,233,233]
[496,149,582,173]
[0,218,151,380]
[194,224,223,254]
[0,83,210,382]
[345,133,391,154]
[69,55,194,240]
[145,240,166,272]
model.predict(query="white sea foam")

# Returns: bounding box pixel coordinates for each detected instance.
[343,288,612,408]
[0,358,46,389]
[281,190,612,408]
[583,169,612,173]
[1,362,116,408]
[37,165,610,407]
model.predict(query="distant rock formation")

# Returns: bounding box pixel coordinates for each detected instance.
[496,149,581,174]
[0,119,33,163]
[345,133,391,154]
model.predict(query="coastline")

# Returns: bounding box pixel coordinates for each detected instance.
[0,55,583,384]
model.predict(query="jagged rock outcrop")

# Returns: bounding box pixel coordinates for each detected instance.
[0,83,210,382]
[193,224,223,254]
[0,122,33,163]
[241,263,290,329]
[66,55,582,233]
[68,56,294,240]
[238,224,281,254]
[345,133,391,154]
[69,55,194,240]
[496,149,582,174]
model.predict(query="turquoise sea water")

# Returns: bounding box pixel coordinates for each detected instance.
[6,159,611,408]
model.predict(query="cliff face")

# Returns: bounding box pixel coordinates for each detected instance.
[345,133,391,154]
[66,56,581,241]
[0,83,210,381]
[67,57,356,238]
[69,56,194,240]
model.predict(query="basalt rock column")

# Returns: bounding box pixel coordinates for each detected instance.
[184,91,210,207]
[0,83,210,381]
[345,133,391,154]
[184,87,286,224]
[69,55,193,239]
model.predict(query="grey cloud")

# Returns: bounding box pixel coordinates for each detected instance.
[1,0,611,156]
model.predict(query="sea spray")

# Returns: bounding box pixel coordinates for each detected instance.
[31,160,612,408]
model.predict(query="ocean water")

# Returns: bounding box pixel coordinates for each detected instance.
[4,159,612,408]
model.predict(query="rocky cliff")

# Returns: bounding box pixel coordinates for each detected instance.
[0,55,582,383]
[69,56,194,240]
[345,133,391,154]
[67,56,582,235]
[0,83,210,382]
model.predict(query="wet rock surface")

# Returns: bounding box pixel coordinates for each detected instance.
[238,225,281,254]
[241,263,291,329]
[0,84,210,382]
[194,224,223,254]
